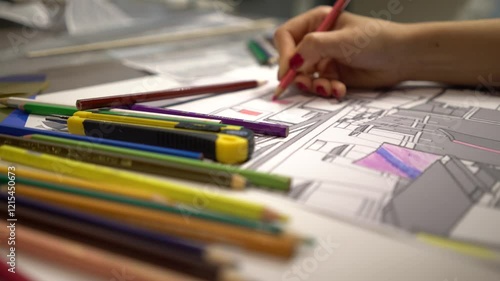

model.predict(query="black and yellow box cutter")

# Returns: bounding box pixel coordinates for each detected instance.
[49,111,255,164]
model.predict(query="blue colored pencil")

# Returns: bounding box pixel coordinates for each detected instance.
[0,124,203,159]
[0,194,231,280]
[0,192,210,259]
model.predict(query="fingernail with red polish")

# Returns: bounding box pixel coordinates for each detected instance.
[334,89,345,101]
[297,82,308,92]
[289,53,304,70]
[332,89,340,100]
[316,86,328,97]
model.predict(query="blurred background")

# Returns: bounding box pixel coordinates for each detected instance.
[1,0,499,78]
[236,0,500,21]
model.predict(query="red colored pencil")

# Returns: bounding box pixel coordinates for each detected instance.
[273,0,351,100]
[77,80,267,110]
[0,261,34,281]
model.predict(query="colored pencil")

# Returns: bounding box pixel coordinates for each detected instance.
[0,173,281,234]
[0,165,170,203]
[129,104,289,137]
[76,80,267,110]
[247,39,268,65]
[29,134,292,191]
[0,193,224,262]
[0,199,237,281]
[0,124,203,159]
[101,107,222,124]
[0,97,77,116]
[0,224,204,281]
[0,145,285,222]
[0,133,246,189]
[273,0,351,100]
[0,261,34,281]
[255,37,278,65]
[13,184,299,258]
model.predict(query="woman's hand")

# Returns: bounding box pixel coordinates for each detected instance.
[274,6,408,99]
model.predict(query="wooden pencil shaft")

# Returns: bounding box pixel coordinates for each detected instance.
[0,145,272,221]
[0,190,206,256]
[0,201,223,281]
[0,259,34,281]
[0,224,203,281]
[76,80,260,110]
[0,165,168,203]
[15,184,297,258]
[247,41,268,65]
[129,105,290,138]
[0,133,239,188]
[31,133,291,191]
[0,174,279,234]
[105,108,222,124]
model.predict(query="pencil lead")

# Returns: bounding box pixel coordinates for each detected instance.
[204,246,235,266]
[257,80,268,86]
[231,175,247,191]
[273,87,285,101]
[220,268,248,281]
[262,208,287,223]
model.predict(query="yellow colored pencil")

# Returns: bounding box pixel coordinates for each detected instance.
[0,145,285,222]
[0,165,170,204]
[14,184,299,258]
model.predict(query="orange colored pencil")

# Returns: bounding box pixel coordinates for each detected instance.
[14,184,299,258]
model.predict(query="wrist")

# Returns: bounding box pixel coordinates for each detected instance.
[396,22,457,83]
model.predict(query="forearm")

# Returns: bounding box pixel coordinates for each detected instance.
[399,19,500,86]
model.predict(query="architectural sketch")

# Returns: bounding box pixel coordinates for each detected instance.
[174,84,500,247]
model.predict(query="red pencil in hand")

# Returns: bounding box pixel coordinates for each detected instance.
[273,0,351,100]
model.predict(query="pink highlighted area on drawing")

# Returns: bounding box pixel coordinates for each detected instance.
[355,144,441,179]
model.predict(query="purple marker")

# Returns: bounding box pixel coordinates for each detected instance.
[129,104,289,137]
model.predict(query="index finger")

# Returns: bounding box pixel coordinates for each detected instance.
[274,6,332,79]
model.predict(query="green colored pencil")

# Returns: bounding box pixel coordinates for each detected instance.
[0,97,77,116]
[0,175,282,234]
[248,39,269,65]
[30,134,292,191]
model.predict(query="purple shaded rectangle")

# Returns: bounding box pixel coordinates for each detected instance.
[383,144,440,172]
[356,152,409,178]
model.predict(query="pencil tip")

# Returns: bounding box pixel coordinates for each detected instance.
[231,175,247,191]
[272,87,284,101]
[257,80,268,86]
[205,247,234,266]
[262,208,287,223]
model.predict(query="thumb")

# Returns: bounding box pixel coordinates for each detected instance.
[292,30,349,73]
